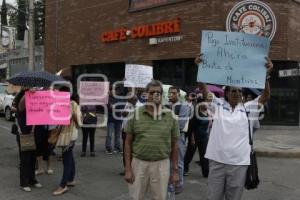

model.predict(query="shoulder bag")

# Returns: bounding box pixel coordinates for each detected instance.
[244,106,260,190]
[20,126,36,152]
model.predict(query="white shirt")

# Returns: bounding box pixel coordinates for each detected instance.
[205,96,260,165]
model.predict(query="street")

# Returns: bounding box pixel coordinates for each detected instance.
[0,117,299,200]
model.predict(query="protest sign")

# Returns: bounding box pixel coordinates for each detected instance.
[124,64,153,88]
[25,91,71,125]
[197,30,270,89]
[79,81,109,105]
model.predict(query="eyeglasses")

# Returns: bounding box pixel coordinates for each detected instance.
[230,89,242,94]
[149,91,162,95]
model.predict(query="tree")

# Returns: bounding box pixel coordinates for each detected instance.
[1,0,8,26]
[7,0,45,43]
[16,0,26,40]
[34,0,45,44]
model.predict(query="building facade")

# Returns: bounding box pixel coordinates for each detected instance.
[45,0,300,126]
[0,44,44,80]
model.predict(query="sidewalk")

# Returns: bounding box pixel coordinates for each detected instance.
[254,128,300,158]
[95,120,300,158]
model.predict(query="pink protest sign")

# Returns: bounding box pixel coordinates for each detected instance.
[25,91,71,125]
[79,81,109,105]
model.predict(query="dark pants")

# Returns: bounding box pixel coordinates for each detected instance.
[122,130,126,167]
[35,130,51,161]
[184,133,200,172]
[82,127,96,153]
[184,138,209,177]
[20,150,38,187]
[60,144,75,187]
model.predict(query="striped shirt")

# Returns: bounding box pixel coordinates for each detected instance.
[124,106,180,161]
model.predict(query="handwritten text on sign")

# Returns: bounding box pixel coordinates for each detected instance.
[125,64,153,88]
[79,81,109,105]
[197,31,270,89]
[26,91,71,125]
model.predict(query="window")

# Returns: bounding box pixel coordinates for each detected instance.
[152,58,198,91]
[261,61,299,126]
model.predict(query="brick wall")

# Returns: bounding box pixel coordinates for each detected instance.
[45,0,299,72]
[287,0,300,60]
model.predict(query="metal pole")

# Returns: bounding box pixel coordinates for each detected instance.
[28,0,35,71]
[55,0,59,71]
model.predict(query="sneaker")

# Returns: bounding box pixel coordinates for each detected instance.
[47,169,54,175]
[21,187,31,192]
[105,150,113,155]
[81,152,86,157]
[53,186,68,196]
[90,152,95,157]
[67,181,76,187]
[114,149,123,154]
[183,171,189,176]
[34,183,43,188]
[35,169,45,175]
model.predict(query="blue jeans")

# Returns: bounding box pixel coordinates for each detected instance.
[105,121,122,151]
[168,133,186,193]
[60,143,75,187]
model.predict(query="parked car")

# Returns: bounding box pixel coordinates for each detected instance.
[0,83,8,113]
[3,93,15,121]
[0,83,16,121]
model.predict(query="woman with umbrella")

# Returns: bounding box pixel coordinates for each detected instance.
[14,87,43,192]
[8,71,65,192]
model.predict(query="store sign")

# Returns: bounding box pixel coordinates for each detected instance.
[226,0,277,40]
[279,68,300,77]
[128,0,188,12]
[101,18,180,43]
[149,35,183,45]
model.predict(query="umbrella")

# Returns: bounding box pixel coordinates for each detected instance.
[162,84,187,105]
[7,71,65,88]
[207,85,224,97]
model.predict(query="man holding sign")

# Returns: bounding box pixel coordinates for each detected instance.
[195,46,273,200]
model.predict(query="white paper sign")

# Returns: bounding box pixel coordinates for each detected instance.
[124,64,153,88]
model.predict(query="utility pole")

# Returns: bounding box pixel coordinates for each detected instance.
[28,0,35,71]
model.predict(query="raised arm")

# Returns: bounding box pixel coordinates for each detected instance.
[258,57,273,105]
[195,54,210,100]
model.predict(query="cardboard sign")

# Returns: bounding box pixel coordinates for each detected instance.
[197,30,270,89]
[25,91,71,125]
[125,64,153,88]
[79,81,109,105]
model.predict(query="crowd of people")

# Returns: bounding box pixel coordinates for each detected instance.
[10,55,273,200]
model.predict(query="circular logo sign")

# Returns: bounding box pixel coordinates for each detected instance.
[226,0,277,40]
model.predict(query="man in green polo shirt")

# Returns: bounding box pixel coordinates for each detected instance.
[124,80,180,200]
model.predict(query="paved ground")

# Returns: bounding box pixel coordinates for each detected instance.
[254,128,300,158]
[0,117,300,200]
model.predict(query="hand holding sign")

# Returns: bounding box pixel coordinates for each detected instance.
[197,31,270,89]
